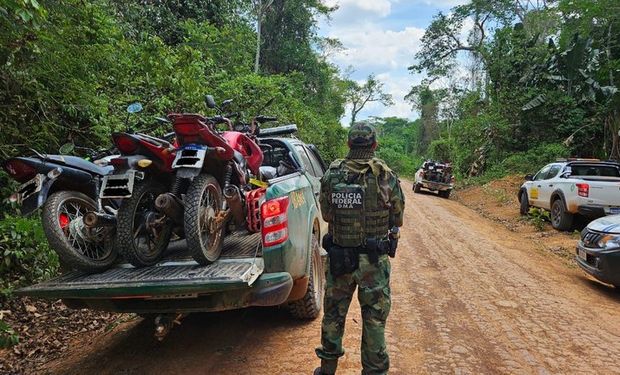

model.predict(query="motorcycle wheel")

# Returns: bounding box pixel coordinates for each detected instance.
[41,191,117,273]
[116,180,173,267]
[184,174,225,265]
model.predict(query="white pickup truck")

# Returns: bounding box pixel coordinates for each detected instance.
[518,160,620,231]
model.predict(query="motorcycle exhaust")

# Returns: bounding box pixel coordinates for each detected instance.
[84,211,117,228]
[223,185,245,226]
[155,193,184,224]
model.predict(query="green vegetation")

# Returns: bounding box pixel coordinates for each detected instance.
[373,0,619,180]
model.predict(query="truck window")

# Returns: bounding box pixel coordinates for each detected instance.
[303,146,325,178]
[295,144,318,176]
[570,165,620,177]
[545,165,561,179]
[534,165,551,181]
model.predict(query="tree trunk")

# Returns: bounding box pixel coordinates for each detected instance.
[254,0,262,74]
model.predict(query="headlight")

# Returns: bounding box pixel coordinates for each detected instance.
[597,234,620,249]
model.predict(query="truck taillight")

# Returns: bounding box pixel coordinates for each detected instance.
[576,183,589,197]
[261,196,289,247]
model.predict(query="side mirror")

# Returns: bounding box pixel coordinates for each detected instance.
[205,95,217,109]
[524,174,534,181]
[126,102,143,114]
[59,143,75,154]
[221,99,233,109]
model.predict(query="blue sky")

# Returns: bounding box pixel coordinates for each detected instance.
[318,0,468,125]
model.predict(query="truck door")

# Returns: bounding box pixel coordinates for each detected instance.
[538,164,562,209]
[528,164,551,207]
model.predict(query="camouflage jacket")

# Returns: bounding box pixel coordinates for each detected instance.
[319,156,405,229]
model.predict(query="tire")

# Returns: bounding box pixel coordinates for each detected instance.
[519,191,529,216]
[184,174,225,265]
[116,180,173,267]
[413,183,421,193]
[551,198,573,231]
[41,191,117,272]
[289,233,324,320]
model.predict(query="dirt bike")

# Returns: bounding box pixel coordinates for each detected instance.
[97,103,179,268]
[162,96,271,265]
[3,144,119,272]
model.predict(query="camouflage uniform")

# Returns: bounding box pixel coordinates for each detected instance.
[315,123,405,375]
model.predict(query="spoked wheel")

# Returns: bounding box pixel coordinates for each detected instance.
[117,181,173,267]
[185,174,225,265]
[41,191,116,273]
[551,198,573,231]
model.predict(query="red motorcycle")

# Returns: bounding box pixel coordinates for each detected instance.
[94,104,180,267]
[161,96,267,264]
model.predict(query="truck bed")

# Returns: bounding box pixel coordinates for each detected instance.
[17,232,263,299]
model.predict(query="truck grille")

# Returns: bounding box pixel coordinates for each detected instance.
[581,229,603,249]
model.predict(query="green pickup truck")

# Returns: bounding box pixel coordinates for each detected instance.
[17,127,329,328]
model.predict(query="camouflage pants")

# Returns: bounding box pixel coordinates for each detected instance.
[316,254,391,375]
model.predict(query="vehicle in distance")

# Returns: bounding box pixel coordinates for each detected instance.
[413,160,454,198]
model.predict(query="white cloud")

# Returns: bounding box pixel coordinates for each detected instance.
[324,0,392,18]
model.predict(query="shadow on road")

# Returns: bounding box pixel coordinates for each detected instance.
[52,307,314,375]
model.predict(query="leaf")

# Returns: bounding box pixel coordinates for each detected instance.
[522,94,546,111]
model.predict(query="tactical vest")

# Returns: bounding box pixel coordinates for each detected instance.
[328,160,391,247]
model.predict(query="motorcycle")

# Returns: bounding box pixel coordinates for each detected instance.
[97,103,179,268]
[2,144,119,272]
[163,95,269,265]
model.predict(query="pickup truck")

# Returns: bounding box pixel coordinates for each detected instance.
[16,126,329,335]
[519,160,620,231]
[413,160,454,198]
[576,214,620,288]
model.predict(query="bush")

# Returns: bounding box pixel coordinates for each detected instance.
[0,216,59,298]
[0,320,19,349]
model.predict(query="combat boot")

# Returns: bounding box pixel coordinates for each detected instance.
[313,368,332,375]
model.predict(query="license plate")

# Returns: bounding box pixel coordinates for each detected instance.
[15,174,45,204]
[610,207,620,215]
[172,145,207,169]
[100,171,141,199]
[578,248,587,261]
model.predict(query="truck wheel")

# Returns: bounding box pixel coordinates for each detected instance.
[519,191,529,216]
[551,198,573,231]
[117,181,173,267]
[42,191,117,272]
[439,190,451,199]
[413,183,421,193]
[289,233,324,320]
[185,174,225,265]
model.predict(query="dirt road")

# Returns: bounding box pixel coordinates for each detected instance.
[45,181,620,375]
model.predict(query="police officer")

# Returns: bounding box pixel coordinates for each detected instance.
[314,122,405,375]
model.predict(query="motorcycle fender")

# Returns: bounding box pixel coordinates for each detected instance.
[176,167,201,179]
[20,174,59,216]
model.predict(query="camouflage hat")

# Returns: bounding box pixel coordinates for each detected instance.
[347,122,377,149]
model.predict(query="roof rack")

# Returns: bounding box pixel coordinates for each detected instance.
[257,124,298,138]
[556,158,601,162]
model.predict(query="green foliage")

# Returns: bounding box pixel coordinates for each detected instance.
[407,0,620,183]
[526,207,551,231]
[0,215,59,298]
[0,319,19,349]
[372,117,422,176]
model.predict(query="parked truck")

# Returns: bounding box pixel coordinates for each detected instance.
[519,159,620,231]
[16,126,329,338]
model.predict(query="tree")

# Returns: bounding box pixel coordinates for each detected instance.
[345,75,393,125]
[252,0,273,73]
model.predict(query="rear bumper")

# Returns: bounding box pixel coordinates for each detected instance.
[575,243,620,286]
[61,272,293,314]
[578,205,606,219]
[419,180,452,191]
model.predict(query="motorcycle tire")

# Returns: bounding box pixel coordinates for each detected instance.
[184,174,225,265]
[41,191,117,273]
[116,180,173,267]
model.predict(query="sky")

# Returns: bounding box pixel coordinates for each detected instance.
[318,0,468,125]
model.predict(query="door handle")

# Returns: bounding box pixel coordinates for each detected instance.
[549,184,554,187]
[537,185,542,188]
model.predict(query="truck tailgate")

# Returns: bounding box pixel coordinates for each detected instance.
[581,177,620,206]
[17,232,264,299]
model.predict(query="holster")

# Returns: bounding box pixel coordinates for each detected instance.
[324,234,359,277]
[365,238,379,265]
[388,237,398,258]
